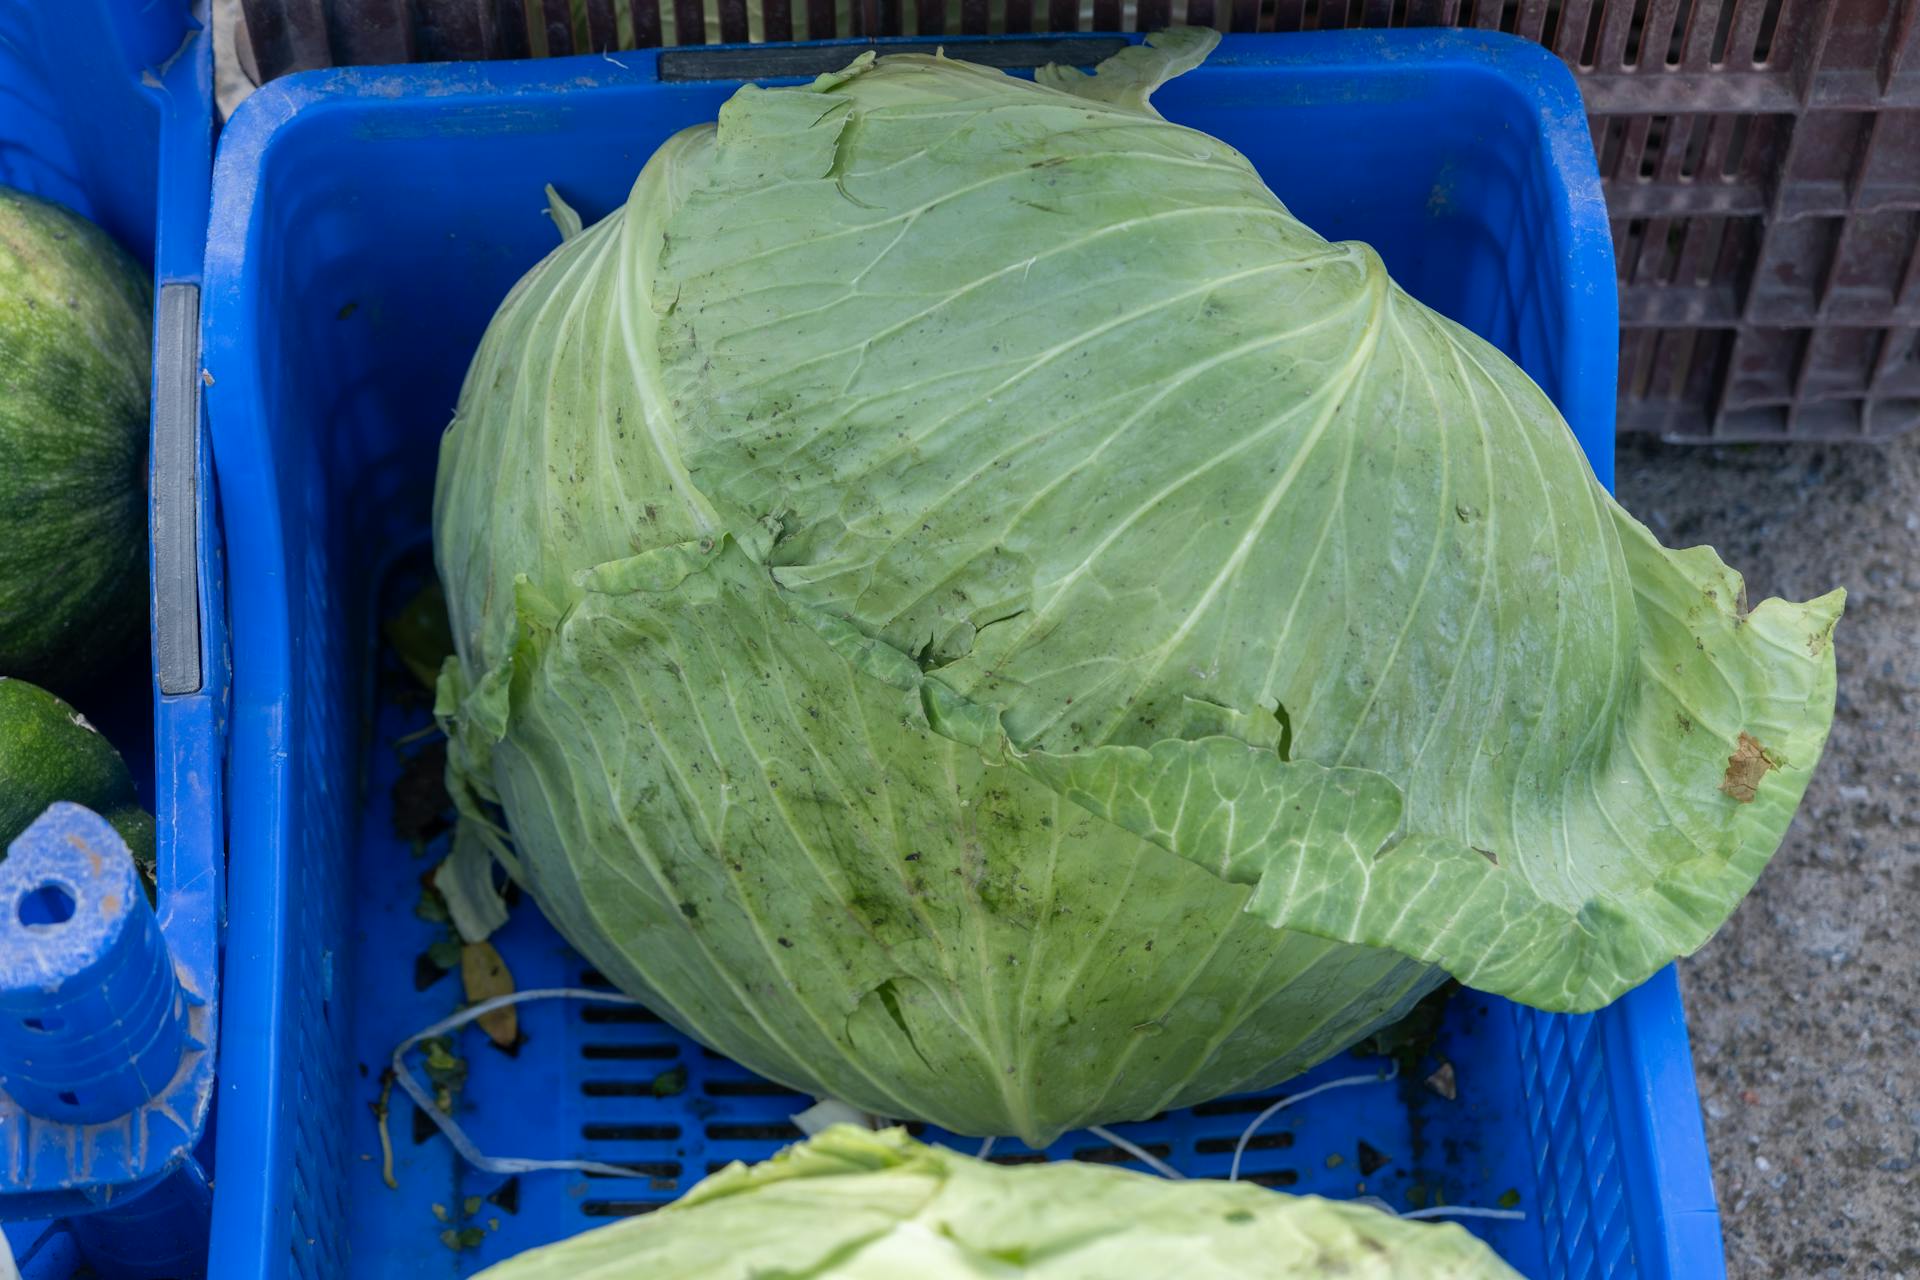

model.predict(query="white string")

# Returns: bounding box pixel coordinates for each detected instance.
[1399,1205,1529,1221]
[392,986,656,1178]
[1086,1125,1186,1180]
[976,1136,996,1159]
[1228,1064,1398,1182]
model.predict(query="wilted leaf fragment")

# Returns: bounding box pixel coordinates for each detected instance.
[460,941,518,1048]
[436,822,511,943]
[384,581,455,691]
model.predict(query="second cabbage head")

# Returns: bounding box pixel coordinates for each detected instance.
[434,31,1841,1145]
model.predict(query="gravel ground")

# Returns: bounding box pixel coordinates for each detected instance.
[1617,434,1920,1279]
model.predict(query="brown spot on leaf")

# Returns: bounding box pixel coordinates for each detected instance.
[1720,733,1778,803]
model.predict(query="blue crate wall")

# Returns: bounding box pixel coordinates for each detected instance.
[0,2,176,261]
[0,0,221,1257]
[1520,1008,1635,1279]
[204,30,1717,1280]
[287,477,356,1280]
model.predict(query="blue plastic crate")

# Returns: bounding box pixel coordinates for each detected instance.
[0,0,223,1274]
[203,30,1720,1279]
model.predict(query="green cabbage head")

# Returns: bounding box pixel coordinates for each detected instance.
[434,30,1841,1145]
[474,1125,1523,1279]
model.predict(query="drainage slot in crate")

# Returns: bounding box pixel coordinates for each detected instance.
[582,1162,681,1179]
[705,1122,802,1142]
[582,1079,692,1097]
[580,1005,663,1025]
[1071,1142,1172,1165]
[580,1043,682,1061]
[1195,1132,1294,1154]
[1191,1093,1291,1117]
[1243,1169,1301,1188]
[581,1124,682,1142]
[581,1200,670,1218]
[701,1079,802,1097]
[986,1152,1050,1165]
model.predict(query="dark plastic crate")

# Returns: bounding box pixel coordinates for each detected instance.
[0,0,223,1275]
[234,0,1920,443]
[201,29,1726,1279]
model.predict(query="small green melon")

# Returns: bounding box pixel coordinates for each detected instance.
[0,675,154,887]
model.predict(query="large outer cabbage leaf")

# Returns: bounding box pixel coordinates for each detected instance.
[473,1125,1523,1279]
[435,31,1841,1143]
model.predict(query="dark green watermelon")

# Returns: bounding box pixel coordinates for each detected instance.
[0,186,151,685]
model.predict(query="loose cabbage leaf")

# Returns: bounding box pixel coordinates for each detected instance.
[473,1125,1523,1279]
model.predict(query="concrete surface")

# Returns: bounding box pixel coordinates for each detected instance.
[1618,434,1920,1279]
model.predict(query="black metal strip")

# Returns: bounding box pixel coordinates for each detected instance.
[154,283,203,698]
[657,35,1127,80]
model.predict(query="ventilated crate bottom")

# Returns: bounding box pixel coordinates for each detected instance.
[342,556,1586,1277]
